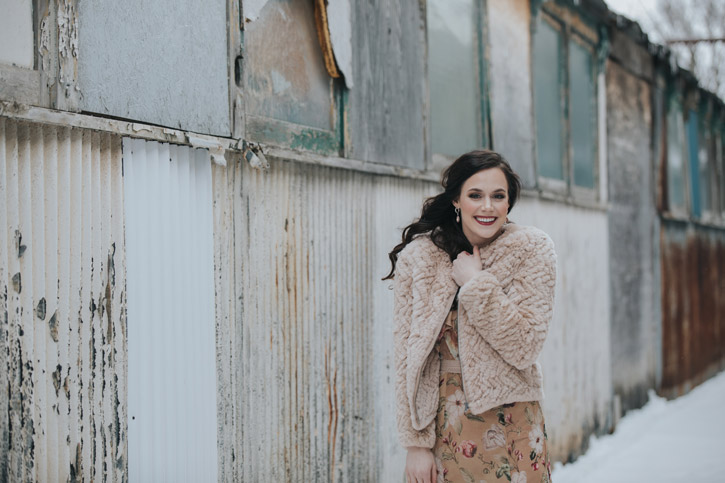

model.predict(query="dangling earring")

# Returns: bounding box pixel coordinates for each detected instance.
[455,207,460,223]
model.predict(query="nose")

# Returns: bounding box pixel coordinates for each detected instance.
[483,196,492,209]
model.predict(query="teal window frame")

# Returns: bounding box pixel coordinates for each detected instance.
[532,9,600,199]
[426,0,492,168]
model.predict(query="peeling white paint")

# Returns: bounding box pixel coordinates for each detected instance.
[326,0,354,88]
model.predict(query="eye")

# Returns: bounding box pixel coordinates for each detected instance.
[494,194,507,200]
[468,193,481,199]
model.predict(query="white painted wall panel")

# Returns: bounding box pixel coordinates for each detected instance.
[124,139,217,482]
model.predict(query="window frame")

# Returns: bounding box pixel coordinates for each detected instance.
[0,0,83,111]
[532,7,601,203]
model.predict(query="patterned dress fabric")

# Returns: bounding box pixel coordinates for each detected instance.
[432,305,552,483]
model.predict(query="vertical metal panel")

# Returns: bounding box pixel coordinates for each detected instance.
[0,117,126,482]
[234,158,383,481]
[124,138,218,482]
[661,223,725,397]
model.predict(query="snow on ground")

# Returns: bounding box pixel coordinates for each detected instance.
[552,370,725,483]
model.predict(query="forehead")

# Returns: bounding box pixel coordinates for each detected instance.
[462,168,508,191]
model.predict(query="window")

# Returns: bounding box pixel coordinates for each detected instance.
[0,0,34,68]
[244,0,343,155]
[427,0,488,164]
[532,10,599,195]
[665,94,687,213]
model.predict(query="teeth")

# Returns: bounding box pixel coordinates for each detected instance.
[475,217,495,223]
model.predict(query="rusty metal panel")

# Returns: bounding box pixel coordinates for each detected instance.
[0,117,126,482]
[233,158,378,481]
[660,223,725,397]
[123,138,218,482]
[231,158,438,481]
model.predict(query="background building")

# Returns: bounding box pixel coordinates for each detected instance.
[1,0,723,481]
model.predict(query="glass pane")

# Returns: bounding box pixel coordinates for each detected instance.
[686,110,701,216]
[697,111,713,213]
[666,98,686,210]
[533,18,564,180]
[245,0,333,130]
[569,41,596,188]
[428,0,480,156]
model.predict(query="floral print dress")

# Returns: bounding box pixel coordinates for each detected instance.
[432,302,552,483]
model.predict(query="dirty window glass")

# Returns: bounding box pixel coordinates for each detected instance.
[533,17,564,180]
[245,0,333,130]
[696,111,713,214]
[666,99,686,211]
[685,110,702,217]
[569,40,595,188]
[428,0,480,157]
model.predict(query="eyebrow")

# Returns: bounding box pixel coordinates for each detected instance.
[467,187,507,193]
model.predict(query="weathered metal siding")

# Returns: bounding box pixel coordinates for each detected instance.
[0,118,126,482]
[123,139,218,482]
[208,153,437,481]
[605,57,661,413]
[660,223,725,397]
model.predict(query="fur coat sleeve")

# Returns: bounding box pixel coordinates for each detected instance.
[458,229,556,370]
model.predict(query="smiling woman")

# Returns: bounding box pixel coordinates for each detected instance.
[384,150,557,483]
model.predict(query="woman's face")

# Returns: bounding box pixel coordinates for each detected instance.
[453,167,510,248]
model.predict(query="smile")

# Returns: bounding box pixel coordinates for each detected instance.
[474,216,497,225]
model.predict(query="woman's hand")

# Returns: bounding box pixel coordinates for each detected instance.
[452,246,482,286]
[405,447,437,483]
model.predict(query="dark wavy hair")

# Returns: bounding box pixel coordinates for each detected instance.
[382,150,521,280]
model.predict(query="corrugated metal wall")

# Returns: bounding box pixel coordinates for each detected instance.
[210,154,437,481]
[123,139,218,482]
[0,118,126,482]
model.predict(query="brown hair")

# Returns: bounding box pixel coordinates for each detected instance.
[382,150,521,280]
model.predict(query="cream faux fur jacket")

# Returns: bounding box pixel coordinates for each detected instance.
[393,224,556,448]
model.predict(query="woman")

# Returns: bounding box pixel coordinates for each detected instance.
[384,150,556,483]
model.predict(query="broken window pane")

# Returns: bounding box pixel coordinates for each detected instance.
[533,17,564,180]
[427,0,480,157]
[569,39,595,188]
[245,0,334,131]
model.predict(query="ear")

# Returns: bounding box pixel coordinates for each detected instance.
[452,199,460,209]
